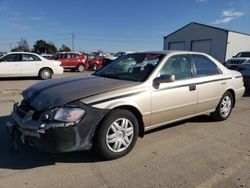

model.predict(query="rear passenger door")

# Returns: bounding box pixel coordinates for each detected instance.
[191,54,228,113]
[67,53,80,68]
[20,54,42,75]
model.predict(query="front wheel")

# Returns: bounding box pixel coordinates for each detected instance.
[94,109,139,160]
[39,68,52,80]
[211,91,233,121]
[77,64,85,72]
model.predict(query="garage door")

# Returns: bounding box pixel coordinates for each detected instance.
[191,40,212,54]
[168,42,185,50]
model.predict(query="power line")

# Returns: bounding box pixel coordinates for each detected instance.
[72,33,75,52]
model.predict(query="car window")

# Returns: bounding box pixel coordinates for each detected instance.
[21,54,41,61]
[192,55,220,77]
[60,54,68,59]
[69,53,78,58]
[236,52,250,57]
[95,53,164,82]
[160,55,193,80]
[1,54,20,62]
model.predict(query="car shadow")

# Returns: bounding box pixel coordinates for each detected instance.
[146,115,214,135]
[0,115,103,170]
[0,77,38,81]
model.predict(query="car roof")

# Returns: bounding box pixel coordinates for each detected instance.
[6,52,40,56]
[133,50,209,56]
[58,52,80,54]
[227,57,250,61]
[237,51,250,53]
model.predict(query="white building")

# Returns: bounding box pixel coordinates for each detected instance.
[163,22,250,63]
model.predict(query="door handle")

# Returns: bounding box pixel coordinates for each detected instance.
[189,85,196,91]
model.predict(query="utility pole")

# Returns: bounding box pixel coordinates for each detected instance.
[72,33,75,52]
[9,42,12,51]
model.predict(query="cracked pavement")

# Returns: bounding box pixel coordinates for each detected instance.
[0,72,249,188]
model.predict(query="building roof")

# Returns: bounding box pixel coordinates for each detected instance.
[164,22,250,39]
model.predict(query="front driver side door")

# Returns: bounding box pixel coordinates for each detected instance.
[150,54,197,127]
[0,54,21,76]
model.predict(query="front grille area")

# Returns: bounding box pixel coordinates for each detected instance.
[229,60,245,65]
[17,100,40,120]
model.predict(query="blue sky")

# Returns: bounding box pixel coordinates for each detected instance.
[0,0,249,52]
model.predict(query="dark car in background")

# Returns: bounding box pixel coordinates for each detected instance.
[224,58,250,70]
[234,51,250,58]
[50,52,88,72]
[237,63,250,88]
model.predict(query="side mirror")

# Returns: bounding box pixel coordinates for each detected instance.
[153,74,175,85]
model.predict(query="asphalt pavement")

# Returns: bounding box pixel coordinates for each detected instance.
[0,71,249,188]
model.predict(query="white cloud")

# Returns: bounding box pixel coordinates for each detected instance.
[195,0,208,3]
[222,9,244,17]
[213,9,244,25]
[10,11,20,16]
[213,17,235,24]
[30,16,43,21]
[9,23,30,30]
[0,6,7,11]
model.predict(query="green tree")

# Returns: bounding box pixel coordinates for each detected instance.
[46,42,57,54]
[59,44,71,52]
[11,38,30,52]
[33,40,57,54]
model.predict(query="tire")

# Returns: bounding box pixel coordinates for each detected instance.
[39,68,52,80]
[92,64,99,71]
[94,109,139,160]
[77,64,85,72]
[211,91,233,121]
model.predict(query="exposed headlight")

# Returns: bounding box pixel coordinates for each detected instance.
[54,108,85,123]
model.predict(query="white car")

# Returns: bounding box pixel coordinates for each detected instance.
[0,52,63,79]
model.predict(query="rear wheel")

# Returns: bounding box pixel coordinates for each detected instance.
[92,64,99,71]
[211,91,233,121]
[77,64,85,72]
[94,109,139,160]
[39,68,52,80]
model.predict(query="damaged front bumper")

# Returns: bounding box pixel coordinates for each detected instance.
[6,102,108,153]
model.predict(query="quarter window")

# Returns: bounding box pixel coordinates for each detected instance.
[192,55,220,77]
[160,55,193,80]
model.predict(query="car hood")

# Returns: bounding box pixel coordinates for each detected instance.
[23,76,139,111]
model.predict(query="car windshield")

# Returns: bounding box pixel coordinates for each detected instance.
[236,52,250,58]
[94,53,165,82]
